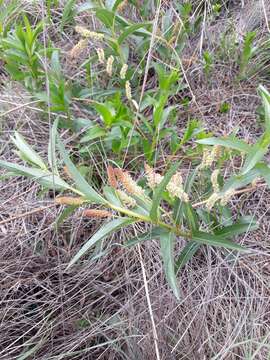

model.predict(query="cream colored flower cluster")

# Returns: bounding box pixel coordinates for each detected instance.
[199,145,222,170]
[145,164,189,203]
[205,169,236,210]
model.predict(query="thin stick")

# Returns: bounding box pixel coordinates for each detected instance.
[0,100,42,117]
[0,204,57,226]
[137,243,161,360]
[261,0,270,33]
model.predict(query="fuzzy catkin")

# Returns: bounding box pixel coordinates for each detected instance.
[117,189,136,208]
[166,172,189,202]
[96,48,105,64]
[107,166,118,188]
[55,197,85,206]
[68,39,88,59]
[120,64,128,79]
[114,169,145,197]
[211,169,220,193]
[106,55,114,76]
[199,148,214,169]
[75,26,104,40]
[125,81,132,100]
[212,145,222,159]
[132,99,139,111]
[144,163,163,189]
[83,209,112,218]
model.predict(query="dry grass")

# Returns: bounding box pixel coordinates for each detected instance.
[1,1,270,359]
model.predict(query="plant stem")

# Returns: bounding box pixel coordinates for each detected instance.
[107,202,190,238]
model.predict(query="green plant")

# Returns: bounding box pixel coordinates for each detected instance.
[36,50,71,114]
[0,0,21,36]
[238,31,257,80]
[0,15,46,90]
[78,63,183,162]
[2,85,270,298]
[203,50,214,78]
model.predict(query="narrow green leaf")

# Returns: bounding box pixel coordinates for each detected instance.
[57,137,106,204]
[11,132,47,170]
[196,136,250,153]
[103,186,122,207]
[67,217,133,268]
[159,232,180,299]
[258,85,270,133]
[192,230,246,251]
[61,0,75,30]
[175,241,200,272]
[222,167,261,193]
[118,23,151,44]
[150,161,180,222]
[0,160,74,191]
[106,0,125,11]
[92,102,114,127]
[183,202,198,231]
[95,8,115,28]
[80,125,106,143]
[241,133,270,175]
[215,218,258,238]
[77,1,96,13]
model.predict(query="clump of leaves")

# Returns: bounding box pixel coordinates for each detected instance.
[78,63,184,162]
[0,15,46,90]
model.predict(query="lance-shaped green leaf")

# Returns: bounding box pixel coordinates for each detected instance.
[183,202,199,231]
[175,241,200,272]
[215,217,258,238]
[241,132,270,175]
[221,167,261,193]
[118,23,151,44]
[150,161,180,222]
[159,231,180,299]
[67,217,133,268]
[191,230,246,251]
[57,137,106,204]
[11,132,47,170]
[92,102,115,127]
[103,186,122,207]
[258,85,270,133]
[196,136,250,153]
[0,160,74,191]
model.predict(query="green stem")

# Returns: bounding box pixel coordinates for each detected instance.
[107,201,190,238]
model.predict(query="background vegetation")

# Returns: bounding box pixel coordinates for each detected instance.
[0,0,270,359]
